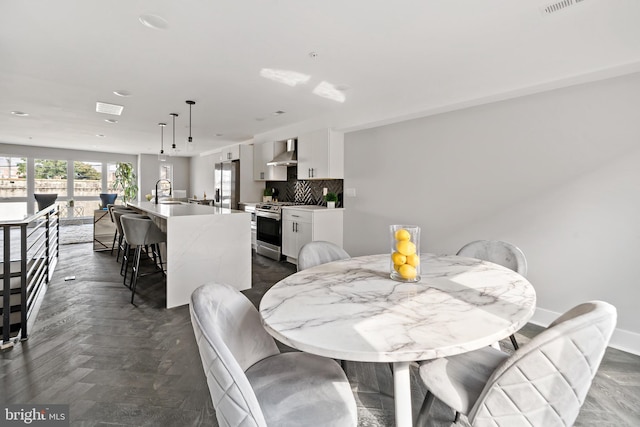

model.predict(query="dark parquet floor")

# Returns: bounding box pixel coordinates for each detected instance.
[1,242,639,426]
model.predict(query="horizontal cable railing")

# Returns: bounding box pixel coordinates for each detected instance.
[1,206,59,348]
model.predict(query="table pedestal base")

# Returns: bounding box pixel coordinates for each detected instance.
[394,361,412,427]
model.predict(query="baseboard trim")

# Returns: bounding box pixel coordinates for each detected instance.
[531,307,640,356]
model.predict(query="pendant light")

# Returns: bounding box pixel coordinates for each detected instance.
[170,113,178,155]
[158,122,167,162]
[185,100,195,152]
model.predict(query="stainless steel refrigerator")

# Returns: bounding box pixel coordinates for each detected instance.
[214,160,240,210]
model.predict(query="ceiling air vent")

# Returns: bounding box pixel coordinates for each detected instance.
[96,101,124,116]
[542,0,586,15]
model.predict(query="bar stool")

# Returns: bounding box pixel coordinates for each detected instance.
[115,211,149,282]
[120,214,167,305]
[109,206,135,258]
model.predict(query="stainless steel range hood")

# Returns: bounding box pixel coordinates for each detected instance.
[267,138,297,166]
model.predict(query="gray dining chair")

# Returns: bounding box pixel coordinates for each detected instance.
[297,240,351,271]
[297,241,352,371]
[34,193,58,211]
[457,240,528,349]
[416,300,617,427]
[190,282,357,427]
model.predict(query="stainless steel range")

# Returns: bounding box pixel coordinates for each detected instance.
[255,202,303,260]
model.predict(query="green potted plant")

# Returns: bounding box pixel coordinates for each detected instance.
[263,188,273,202]
[324,192,338,208]
[112,162,138,204]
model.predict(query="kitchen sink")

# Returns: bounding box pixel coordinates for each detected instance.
[159,200,183,205]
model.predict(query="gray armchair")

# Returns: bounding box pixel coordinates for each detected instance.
[297,240,350,271]
[190,282,357,427]
[457,239,528,276]
[457,239,528,349]
[416,301,617,427]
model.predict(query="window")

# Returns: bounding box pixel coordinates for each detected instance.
[0,156,27,197]
[160,163,173,182]
[34,159,67,196]
[74,161,102,197]
[156,163,173,197]
[106,162,119,198]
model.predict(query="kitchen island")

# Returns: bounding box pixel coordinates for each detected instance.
[126,201,251,308]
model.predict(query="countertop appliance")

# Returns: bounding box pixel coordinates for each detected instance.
[214,160,239,210]
[255,201,304,260]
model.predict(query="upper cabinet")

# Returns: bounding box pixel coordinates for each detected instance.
[253,141,287,182]
[297,129,344,180]
[221,144,240,161]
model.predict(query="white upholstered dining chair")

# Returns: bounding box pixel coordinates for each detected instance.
[190,282,357,427]
[457,240,528,349]
[297,240,351,271]
[416,300,617,427]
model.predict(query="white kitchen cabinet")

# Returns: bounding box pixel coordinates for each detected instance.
[297,129,344,180]
[281,206,344,263]
[221,144,240,161]
[253,140,287,181]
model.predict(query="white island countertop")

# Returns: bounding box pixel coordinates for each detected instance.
[127,201,243,219]
[125,200,251,308]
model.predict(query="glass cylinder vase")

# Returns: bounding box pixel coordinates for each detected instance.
[390,225,421,282]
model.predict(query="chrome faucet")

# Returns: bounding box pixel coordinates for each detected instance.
[155,179,172,204]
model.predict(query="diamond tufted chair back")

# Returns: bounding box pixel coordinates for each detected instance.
[190,283,280,427]
[468,301,617,426]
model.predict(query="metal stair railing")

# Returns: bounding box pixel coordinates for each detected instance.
[1,206,59,349]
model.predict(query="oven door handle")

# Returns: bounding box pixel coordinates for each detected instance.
[256,211,280,220]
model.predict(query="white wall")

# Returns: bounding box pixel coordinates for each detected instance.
[344,72,640,354]
[138,154,190,200]
[190,152,218,199]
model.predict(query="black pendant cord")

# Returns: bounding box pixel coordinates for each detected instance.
[159,123,165,154]
[170,113,178,150]
[186,100,195,143]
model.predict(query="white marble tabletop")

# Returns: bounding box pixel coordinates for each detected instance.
[260,253,536,426]
[260,253,536,363]
[260,253,536,427]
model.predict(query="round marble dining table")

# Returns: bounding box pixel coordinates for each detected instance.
[259,253,536,427]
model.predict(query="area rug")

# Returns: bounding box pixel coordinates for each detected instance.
[59,223,93,245]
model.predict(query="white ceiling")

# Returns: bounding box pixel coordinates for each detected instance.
[1,0,639,157]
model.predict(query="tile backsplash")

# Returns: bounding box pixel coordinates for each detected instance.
[267,167,344,207]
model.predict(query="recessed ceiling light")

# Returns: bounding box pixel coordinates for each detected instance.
[255,117,266,121]
[334,84,351,92]
[309,52,319,59]
[273,110,285,116]
[11,111,29,116]
[96,134,106,138]
[215,133,224,137]
[113,90,131,97]
[96,101,124,116]
[104,119,118,124]
[139,14,169,30]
